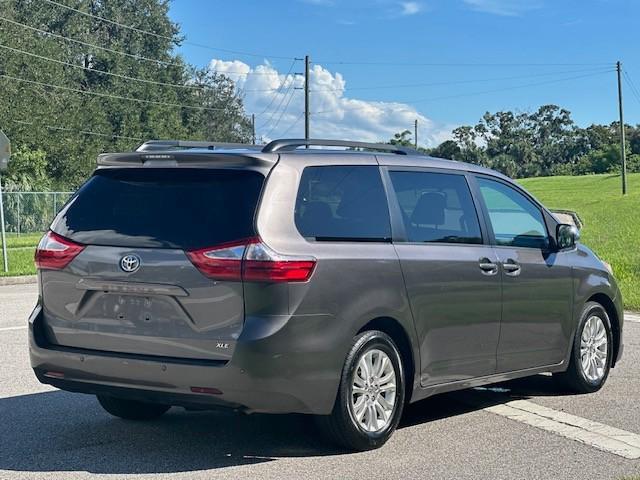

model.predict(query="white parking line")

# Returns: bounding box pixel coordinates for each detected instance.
[485,399,640,459]
[626,312,640,324]
[0,325,27,332]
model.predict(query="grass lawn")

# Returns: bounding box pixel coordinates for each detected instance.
[0,233,41,277]
[520,172,640,310]
[0,245,37,277]
[2,233,43,249]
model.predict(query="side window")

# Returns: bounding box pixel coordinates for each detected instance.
[295,166,391,241]
[477,177,549,249]
[388,170,483,244]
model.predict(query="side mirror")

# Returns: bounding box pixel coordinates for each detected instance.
[556,224,579,250]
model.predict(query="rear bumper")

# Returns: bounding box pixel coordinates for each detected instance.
[29,304,346,415]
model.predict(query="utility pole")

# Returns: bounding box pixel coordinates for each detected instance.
[304,55,310,143]
[414,119,418,149]
[251,114,256,144]
[616,61,627,195]
[0,130,10,273]
[0,174,7,272]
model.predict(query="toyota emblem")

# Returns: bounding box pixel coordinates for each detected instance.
[120,254,141,273]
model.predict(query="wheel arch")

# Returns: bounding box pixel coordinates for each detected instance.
[357,317,417,403]
[587,292,620,367]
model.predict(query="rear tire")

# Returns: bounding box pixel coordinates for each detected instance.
[317,330,405,451]
[97,395,170,421]
[554,301,613,394]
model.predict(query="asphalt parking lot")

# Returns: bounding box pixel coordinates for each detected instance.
[1,283,639,480]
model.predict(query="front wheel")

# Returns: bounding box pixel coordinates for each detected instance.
[97,395,170,421]
[554,302,613,393]
[317,330,405,451]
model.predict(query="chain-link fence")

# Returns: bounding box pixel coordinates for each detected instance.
[1,191,74,234]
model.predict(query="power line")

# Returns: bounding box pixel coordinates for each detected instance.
[3,40,612,96]
[252,59,298,116]
[239,66,614,93]
[0,43,204,90]
[258,70,299,129]
[263,89,300,138]
[10,119,142,140]
[623,70,640,107]
[315,60,614,67]
[41,0,296,60]
[403,69,615,105]
[1,72,286,117]
[1,15,615,96]
[0,42,287,101]
[314,69,614,115]
[0,73,239,112]
[0,16,291,77]
[0,16,180,68]
[323,67,614,92]
[279,111,305,137]
[261,84,297,134]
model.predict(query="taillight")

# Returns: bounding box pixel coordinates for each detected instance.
[34,231,85,270]
[186,238,316,283]
[185,238,253,282]
[243,242,316,282]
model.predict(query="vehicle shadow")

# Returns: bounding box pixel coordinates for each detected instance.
[400,373,572,428]
[0,374,570,475]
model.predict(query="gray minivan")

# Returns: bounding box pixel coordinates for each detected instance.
[29,139,623,451]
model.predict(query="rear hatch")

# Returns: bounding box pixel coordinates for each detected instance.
[38,166,265,361]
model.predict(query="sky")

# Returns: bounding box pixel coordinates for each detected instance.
[168,0,640,147]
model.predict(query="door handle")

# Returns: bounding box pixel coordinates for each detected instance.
[503,259,521,276]
[478,257,499,276]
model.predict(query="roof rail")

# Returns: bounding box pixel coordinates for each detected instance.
[261,139,421,155]
[136,140,262,152]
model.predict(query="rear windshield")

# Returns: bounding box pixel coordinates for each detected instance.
[51,168,264,249]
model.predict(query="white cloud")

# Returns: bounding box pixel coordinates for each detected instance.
[400,1,423,15]
[208,59,453,147]
[463,0,541,16]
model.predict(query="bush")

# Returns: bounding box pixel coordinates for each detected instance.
[549,162,576,176]
[627,154,640,173]
[0,147,64,233]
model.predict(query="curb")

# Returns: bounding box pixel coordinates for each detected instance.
[0,275,37,286]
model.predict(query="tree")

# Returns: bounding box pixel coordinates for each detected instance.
[2,146,51,192]
[451,125,487,166]
[428,105,635,178]
[1,146,53,233]
[182,68,253,143]
[428,140,460,160]
[0,0,254,188]
[388,130,414,147]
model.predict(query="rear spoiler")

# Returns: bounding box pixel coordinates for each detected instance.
[96,151,277,170]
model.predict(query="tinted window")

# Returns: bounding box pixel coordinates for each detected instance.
[52,168,264,249]
[389,171,482,244]
[295,166,391,241]
[477,177,548,249]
